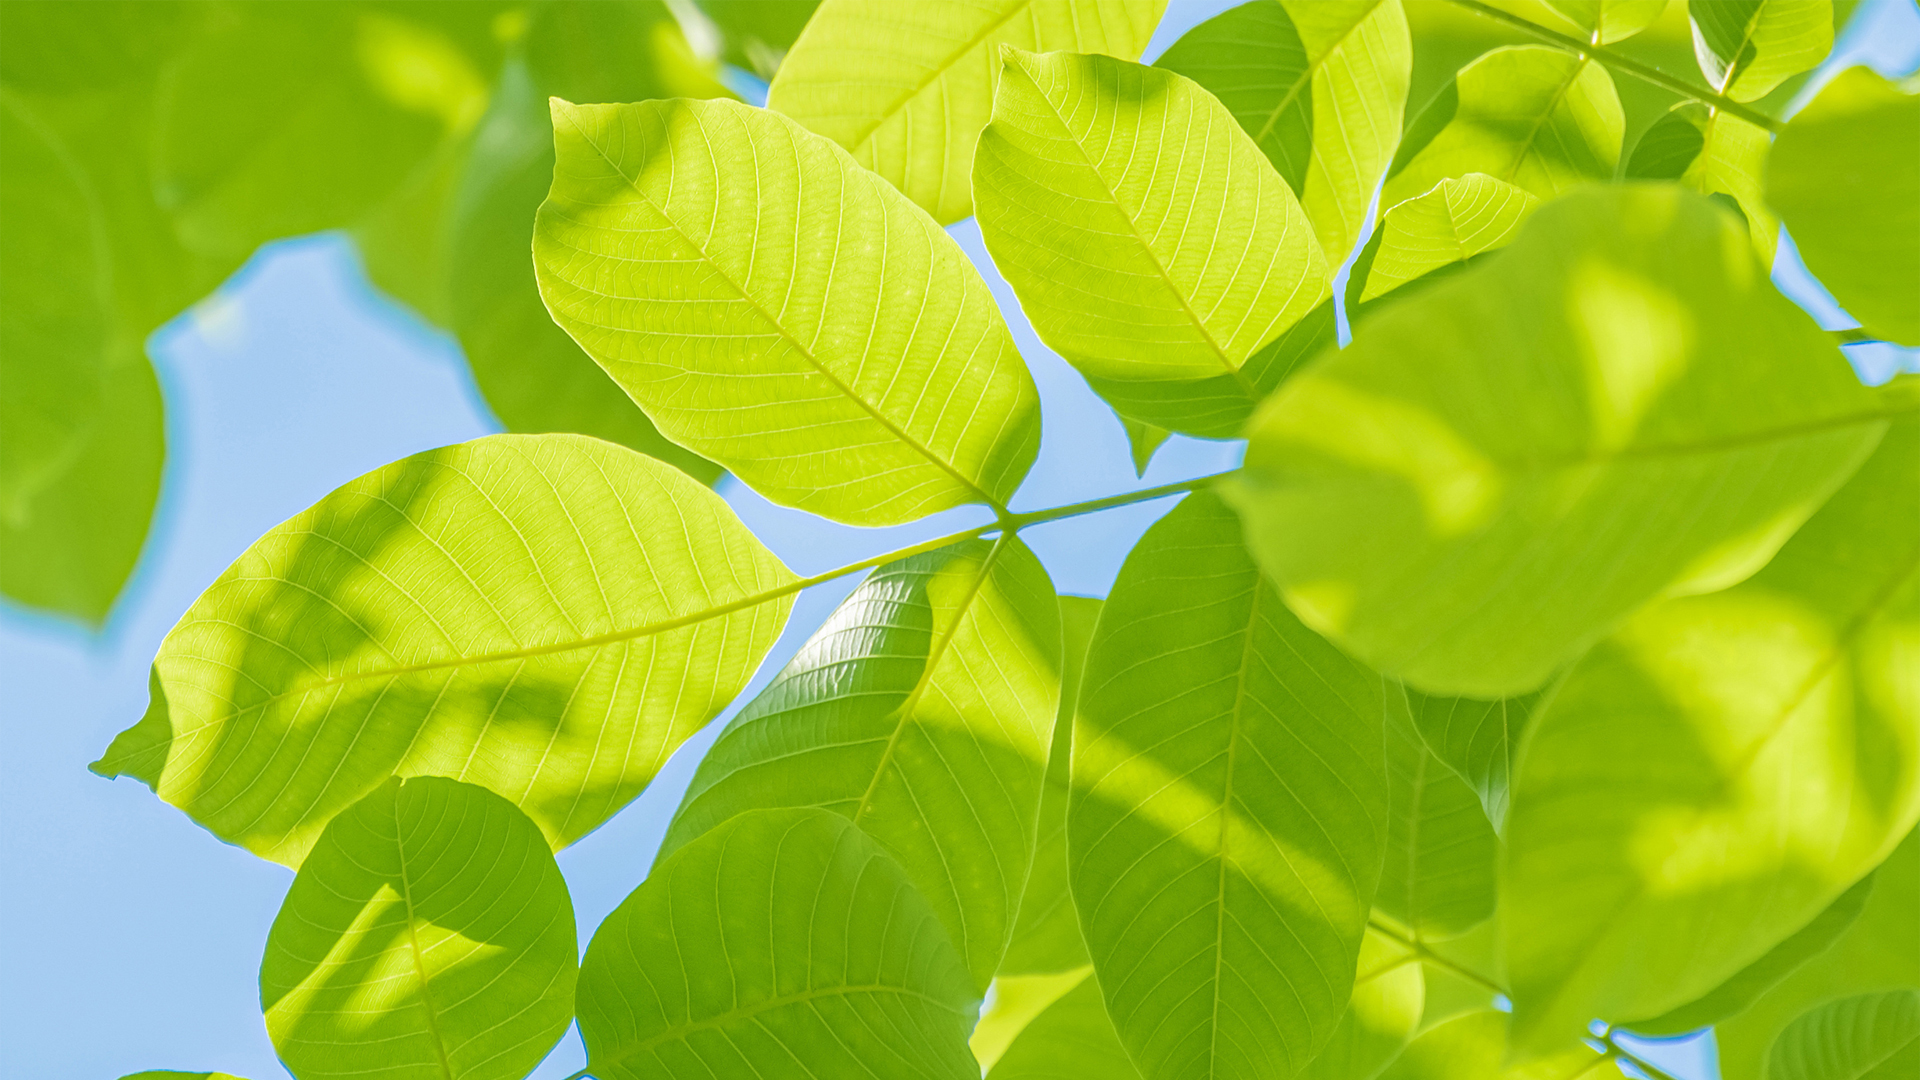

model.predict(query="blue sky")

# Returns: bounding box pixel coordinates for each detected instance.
[2,2,1916,1078]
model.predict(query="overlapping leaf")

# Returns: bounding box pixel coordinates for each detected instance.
[1298,929,1425,1080]
[1352,172,1538,309]
[1227,186,1888,697]
[1691,0,1834,102]
[975,50,1329,384]
[1401,688,1539,829]
[577,807,980,1080]
[1381,45,1621,210]
[1626,103,1778,257]
[767,0,1165,224]
[1769,991,1920,1080]
[661,536,1062,989]
[1069,491,1388,1080]
[535,97,1040,525]
[92,434,794,866]
[1156,0,1412,263]
[1374,1009,1605,1080]
[986,971,1142,1080]
[1377,697,1496,938]
[1502,417,1920,1052]
[1768,68,1919,345]
[261,777,575,1080]
[1478,0,1669,44]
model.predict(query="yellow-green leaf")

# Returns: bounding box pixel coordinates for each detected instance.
[1357,173,1538,304]
[1691,0,1833,102]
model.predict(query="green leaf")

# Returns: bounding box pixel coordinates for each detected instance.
[1083,299,1337,441]
[1768,68,1920,346]
[261,777,575,1080]
[1717,829,1920,1080]
[974,49,1329,383]
[1002,595,1102,977]
[1623,870,1877,1035]
[1155,0,1413,263]
[1691,0,1833,102]
[92,433,795,866]
[1770,991,1920,1080]
[1501,416,1920,1052]
[986,971,1144,1080]
[662,536,1062,989]
[1402,688,1540,830]
[1121,420,1172,478]
[1476,0,1669,44]
[1381,45,1622,210]
[699,0,823,80]
[154,4,486,260]
[578,807,980,1080]
[766,0,1165,224]
[1356,173,1538,305]
[534,97,1041,525]
[1226,185,1889,698]
[1374,1010,1605,1080]
[972,965,1095,1071]
[1377,694,1496,938]
[1298,928,1425,1080]
[1625,103,1778,258]
[443,51,722,482]
[1069,490,1389,1080]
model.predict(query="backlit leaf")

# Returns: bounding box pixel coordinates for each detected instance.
[1402,688,1540,830]
[766,0,1164,224]
[92,434,794,866]
[1377,694,1496,939]
[1374,1010,1605,1080]
[985,969,1141,1080]
[535,96,1041,525]
[1070,491,1388,1080]
[1768,68,1920,345]
[261,777,574,1080]
[1381,45,1622,210]
[1226,186,1888,698]
[1156,0,1413,263]
[1770,991,1920,1080]
[662,536,1063,989]
[1121,421,1171,478]
[1297,928,1425,1080]
[1501,417,1920,1052]
[1625,103,1777,257]
[974,49,1329,383]
[577,807,980,1080]
[1691,0,1833,102]
[1355,173,1538,305]
[1477,0,1669,44]
[1717,829,1920,1080]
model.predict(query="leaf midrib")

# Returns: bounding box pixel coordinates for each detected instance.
[831,0,1040,153]
[564,108,1006,514]
[394,802,458,1080]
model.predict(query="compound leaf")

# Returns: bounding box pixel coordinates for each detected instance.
[1156,0,1413,263]
[1769,991,1920,1080]
[1356,173,1538,305]
[578,807,980,1080]
[1768,68,1920,345]
[535,97,1040,525]
[260,777,575,1080]
[1381,45,1621,210]
[1070,491,1388,1080]
[1227,186,1888,698]
[975,49,1329,384]
[766,0,1165,224]
[92,434,794,866]
[661,536,1063,990]
[1691,0,1833,102]
[1501,417,1920,1053]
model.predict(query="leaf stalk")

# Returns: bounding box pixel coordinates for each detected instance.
[1440,0,1787,133]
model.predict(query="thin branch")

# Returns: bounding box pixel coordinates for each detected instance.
[1440,0,1787,132]
[1364,918,1506,996]
[1005,470,1233,530]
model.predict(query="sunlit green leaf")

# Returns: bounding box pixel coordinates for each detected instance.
[1156,0,1412,263]
[699,0,822,80]
[578,807,980,1080]
[1355,173,1537,306]
[985,970,1143,1080]
[662,537,1062,989]
[1623,871,1876,1036]
[91,434,794,866]
[1401,688,1539,831]
[1002,595,1102,977]
[766,0,1164,224]
[1070,491,1388,1080]
[1477,0,1669,44]
[972,965,1094,1072]
[261,777,574,1080]
[1501,417,1920,1053]
[1768,67,1920,346]
[1298,928,1425,1080]
[1377,694,1496,939]
[1374,1010,1605,1080]
[1770,991,1920,1080]
[1121,420,1172,478]
[1691,0,1833,102]
[1227,186,1888,698]
[535,97,1041,525]
[1381,45,1621,210]
[975,50,1328,385]
[1625,103,1778,257]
